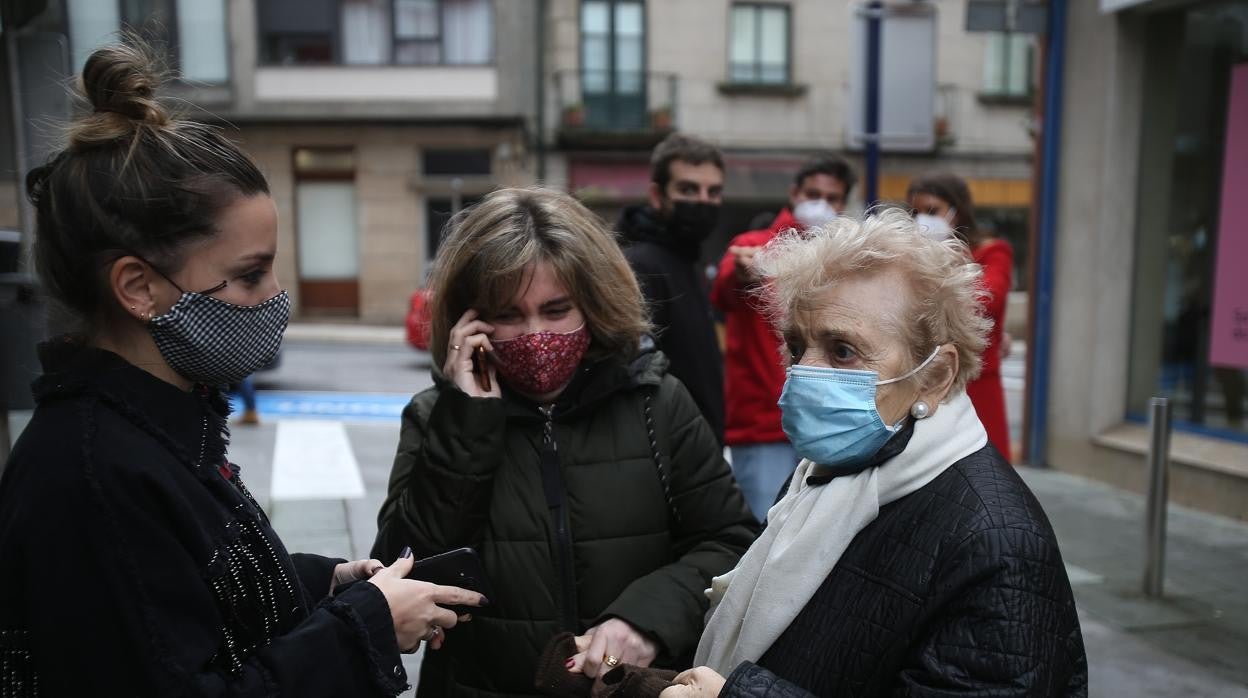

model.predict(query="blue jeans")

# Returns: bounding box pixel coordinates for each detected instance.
[235,376,258,412]
[729,442,799,522]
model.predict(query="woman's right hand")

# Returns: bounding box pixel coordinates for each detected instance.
[367,551,487,652]
[444,309,501,399]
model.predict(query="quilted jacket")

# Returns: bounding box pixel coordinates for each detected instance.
[721,445,1088,697]
[372,348,758,697]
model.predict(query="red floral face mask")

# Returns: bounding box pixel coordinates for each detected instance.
[490,324,591,397]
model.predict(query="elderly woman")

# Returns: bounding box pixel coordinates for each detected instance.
[664,210,1087,697]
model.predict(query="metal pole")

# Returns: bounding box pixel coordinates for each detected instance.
[1143,396,1172,598]
[1025,0,1067,467]
[864,1,882,209]
[534,0,547,182]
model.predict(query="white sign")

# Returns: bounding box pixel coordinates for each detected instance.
[847,4,937,153]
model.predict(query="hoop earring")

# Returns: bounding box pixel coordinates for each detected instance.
[910,401,930,420]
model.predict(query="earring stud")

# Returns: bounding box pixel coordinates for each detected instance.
[910,401,930,419]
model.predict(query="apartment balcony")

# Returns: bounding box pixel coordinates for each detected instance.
[553,70,678,150]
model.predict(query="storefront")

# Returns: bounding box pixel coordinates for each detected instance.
[1046,0,1248,519]
[1127,2,1247,441]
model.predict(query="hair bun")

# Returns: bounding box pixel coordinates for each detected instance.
[72,42,170,146]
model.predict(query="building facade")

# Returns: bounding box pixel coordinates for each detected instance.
[3,1,1034,322]
[3,0,542,322]
[1046,0,1248,517]
[540,0,1038,293]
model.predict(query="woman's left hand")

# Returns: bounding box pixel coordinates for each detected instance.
[331,558,384,593]
[659,667,727,698]
[568,618,658,678]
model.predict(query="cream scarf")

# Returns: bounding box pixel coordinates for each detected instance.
[694,391,988,676]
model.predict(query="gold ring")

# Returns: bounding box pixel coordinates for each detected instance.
[603,654,620,668]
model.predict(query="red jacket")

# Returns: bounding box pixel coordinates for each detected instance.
[967,238,1014,459]
[710,209,801,446]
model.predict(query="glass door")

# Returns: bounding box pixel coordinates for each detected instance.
[581,0,646,130]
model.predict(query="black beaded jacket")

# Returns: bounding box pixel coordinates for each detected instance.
[0,341,408,696]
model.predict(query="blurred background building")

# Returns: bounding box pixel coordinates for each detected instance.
[1047,0,1248,517]
[0,0,1035,323]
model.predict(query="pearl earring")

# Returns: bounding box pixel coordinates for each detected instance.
[910,401,930,419]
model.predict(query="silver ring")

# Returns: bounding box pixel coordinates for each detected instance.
[452,344,461,351]
[425,626,441,642]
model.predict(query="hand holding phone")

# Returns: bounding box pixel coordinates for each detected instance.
[445,309,500,398]
[406,547,496,617]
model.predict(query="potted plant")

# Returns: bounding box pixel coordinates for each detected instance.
[650,106,673,131]
[562,103,585,127]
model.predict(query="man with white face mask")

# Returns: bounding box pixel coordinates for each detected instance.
[710,155,857,521]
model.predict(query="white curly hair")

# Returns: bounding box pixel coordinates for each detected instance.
[754,207,992,394]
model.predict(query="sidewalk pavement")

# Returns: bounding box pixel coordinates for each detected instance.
[251,433,1248,696]
[1017,466,1248,695]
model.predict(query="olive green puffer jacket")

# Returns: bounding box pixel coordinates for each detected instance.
[372,348,758,697]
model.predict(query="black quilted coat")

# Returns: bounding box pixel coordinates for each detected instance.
[372,348,758,697]
[721,444,1088,697]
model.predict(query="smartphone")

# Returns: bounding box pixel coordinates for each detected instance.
[406,547,495,616]
[472,346,492,392]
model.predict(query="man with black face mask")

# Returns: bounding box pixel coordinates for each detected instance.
[617,133,726,443]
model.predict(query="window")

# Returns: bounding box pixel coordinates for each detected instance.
[729,3,790,85]
[67,0,229,82]
[1126,5,1248,441]
[426,195,482,260]
[981,32,1033,98]
[422,148,492,176]
[259,0,493,66]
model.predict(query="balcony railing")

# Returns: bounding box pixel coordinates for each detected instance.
[553,69,678,148]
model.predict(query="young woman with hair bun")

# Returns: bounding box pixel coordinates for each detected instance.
[0,41,481,697]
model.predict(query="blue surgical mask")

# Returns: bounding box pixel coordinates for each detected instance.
[778,347,941,468]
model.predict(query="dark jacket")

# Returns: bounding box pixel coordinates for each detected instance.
[721,445,1087,697]
[372,348,757,697]
[0,341,407,697]
[617,205,725,443]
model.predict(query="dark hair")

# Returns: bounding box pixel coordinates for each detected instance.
[793,154,857,197]
[905,173,985,246]
[649,132,724,193]
[26,40,269,327]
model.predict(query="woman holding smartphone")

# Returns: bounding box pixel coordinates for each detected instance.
[0,42,482,697]
[373,187,757,697]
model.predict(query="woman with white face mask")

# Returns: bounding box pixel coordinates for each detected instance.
[907,174,1014,462]
[663,210,1085,698]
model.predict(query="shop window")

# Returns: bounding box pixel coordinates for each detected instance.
[67,0,229,82]
[728,3,790,85]
[259,0,493,66]
[981,32,1032,99]
[1127,5,1248,441]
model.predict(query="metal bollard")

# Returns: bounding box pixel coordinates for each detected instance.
[1143,397,1172,598]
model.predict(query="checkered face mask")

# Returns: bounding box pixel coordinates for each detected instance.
[149,290,291,386]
